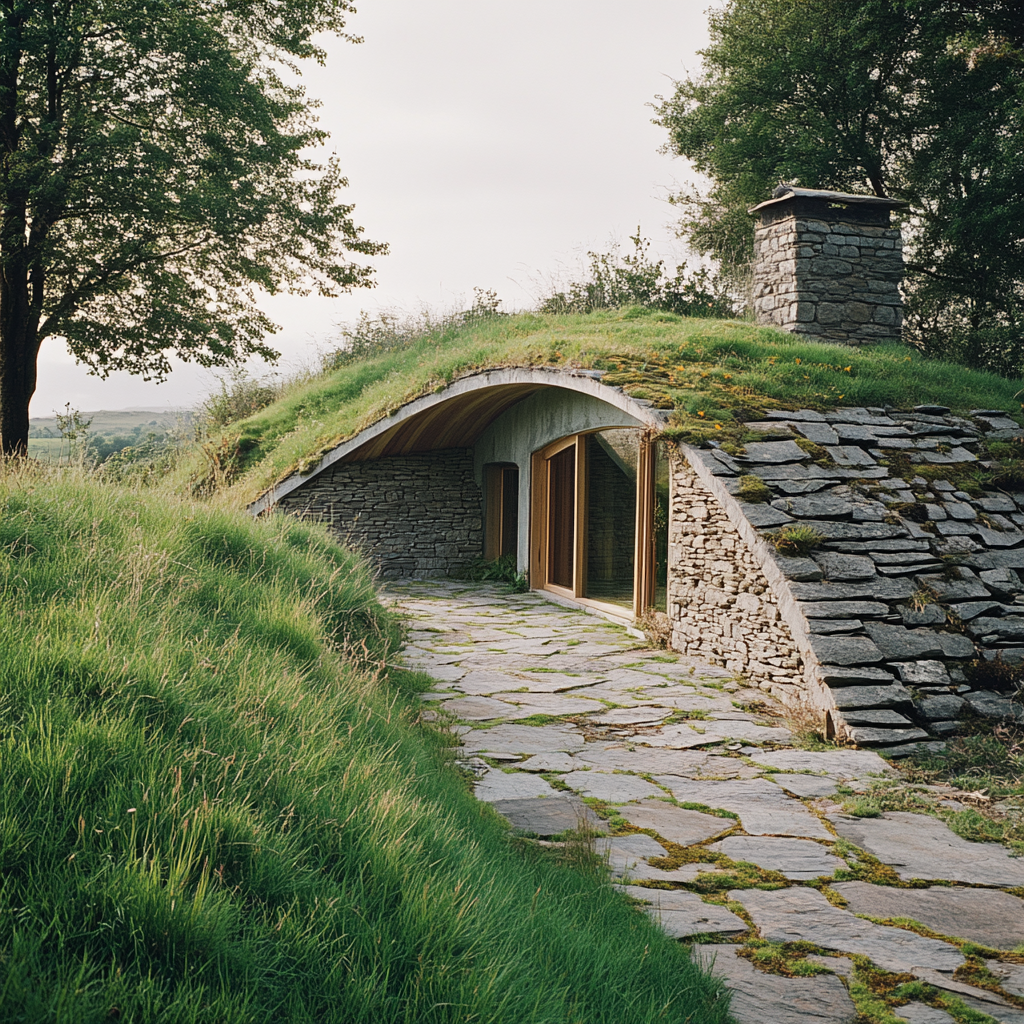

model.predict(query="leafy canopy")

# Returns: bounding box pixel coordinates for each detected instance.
[0,0,383,452]
[654,0,1024,371]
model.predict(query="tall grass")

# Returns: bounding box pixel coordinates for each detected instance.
[0,462,729,1023]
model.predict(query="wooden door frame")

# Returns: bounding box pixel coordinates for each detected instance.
[530,436,581,600]
[530,429,657,621]
[484,462,519,561]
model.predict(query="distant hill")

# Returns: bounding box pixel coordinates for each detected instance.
[28,406,194,462]
[28,406,188,438]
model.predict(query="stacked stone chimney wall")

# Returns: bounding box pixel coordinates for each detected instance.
[753,213,903,345]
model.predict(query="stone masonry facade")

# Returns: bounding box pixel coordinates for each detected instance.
[277,449,483,578]
[691,405,1024,756]
[668,454,804,694]
[752,193,904,345]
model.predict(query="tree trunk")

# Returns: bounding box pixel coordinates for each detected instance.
[0,275,40,458]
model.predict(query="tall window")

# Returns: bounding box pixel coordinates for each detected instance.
[530,430,665,619]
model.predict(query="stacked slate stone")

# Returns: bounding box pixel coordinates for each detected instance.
[696,405,1024,755]
[749,187,906,346]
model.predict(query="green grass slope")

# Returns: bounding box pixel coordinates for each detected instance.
[177,309,1024,508]
[0,463,729,1024]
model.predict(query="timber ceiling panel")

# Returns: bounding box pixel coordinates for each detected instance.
[343,383,543,461]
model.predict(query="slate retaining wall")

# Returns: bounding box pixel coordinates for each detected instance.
[685,405,1024,755]
[277,449,483,579]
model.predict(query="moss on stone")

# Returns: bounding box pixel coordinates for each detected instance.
[735,474,773,503]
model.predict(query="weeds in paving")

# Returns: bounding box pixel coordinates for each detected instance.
[803,879,849,907]
[905,725,1024,799]
[956,958,1024,1007]
[739,940,833,977]
[849,964,921,1024]
[840,780,934,819]
[830,839,914,888]
[675,802,739,820]
[868,736,1024,852]
[890,980,1003,1023]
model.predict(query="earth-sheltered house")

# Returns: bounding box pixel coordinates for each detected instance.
[249,188,1024,756]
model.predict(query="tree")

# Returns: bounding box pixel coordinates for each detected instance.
[0,0,384,456]
[654,0,1024,370]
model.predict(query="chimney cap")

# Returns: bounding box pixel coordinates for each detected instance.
[749,185,908,215]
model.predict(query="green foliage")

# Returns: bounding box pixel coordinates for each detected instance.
[963,654,1024,695]
[771,524,826,557]
[174,311,1024,506]
[326,289,508,367]
[200,368,282,431]
[0,0,383,454]
[740,940,833,978]
[460,553,530,593]
[655,0,1024,371]
[908,728,1024,799]
[735,474,772,503]
[538,232,735,318]
[28,407,187,473]
[0,462,729,1023]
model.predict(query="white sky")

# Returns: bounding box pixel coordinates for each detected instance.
[33,0,712,416]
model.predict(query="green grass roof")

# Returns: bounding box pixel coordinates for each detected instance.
[178,309,1023,507]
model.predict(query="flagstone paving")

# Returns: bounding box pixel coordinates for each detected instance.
[386,580,1024,1024]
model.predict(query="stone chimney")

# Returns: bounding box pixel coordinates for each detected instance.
[750,185,907,345]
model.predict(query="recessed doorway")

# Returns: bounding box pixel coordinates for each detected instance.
[484,463,519,561]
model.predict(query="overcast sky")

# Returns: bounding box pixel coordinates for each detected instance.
[33,0,712,416]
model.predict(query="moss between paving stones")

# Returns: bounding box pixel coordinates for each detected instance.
[699,939,1006,1023]
[850,964,924,1024]
[889,980,1003,1024]
[956,957,1024,1007]
[803,879,850,907]
[607,824,793,894]
[673,801,739,820]
[408,586,1024,1021]
[831,838,922,888]
[737,939,835,977]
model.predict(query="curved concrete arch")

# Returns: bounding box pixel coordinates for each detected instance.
[248,367,668,515]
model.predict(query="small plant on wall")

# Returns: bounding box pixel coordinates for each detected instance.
[735,474,772,503]
[771,524,825,557]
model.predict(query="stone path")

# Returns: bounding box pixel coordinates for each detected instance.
[387,580,1024,1024]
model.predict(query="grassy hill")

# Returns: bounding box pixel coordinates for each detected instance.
[172,309,1023,508]
[0,461,729,1023]
[8,309,1024,1020]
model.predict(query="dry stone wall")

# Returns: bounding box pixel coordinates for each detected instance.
[668,456,804,694]
[277,449,483,578]
[753,212,903,345]
[690,405,1024,755]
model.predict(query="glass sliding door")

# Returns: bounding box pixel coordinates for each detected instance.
[484,464,519,561]
[546,444,577,590]
[531,429,664,620]
[584,432,636,610]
